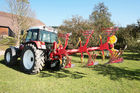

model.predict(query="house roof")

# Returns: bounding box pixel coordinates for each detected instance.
[0,11,45,32]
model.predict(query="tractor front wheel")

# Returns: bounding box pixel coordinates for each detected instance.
[4,48,17,65]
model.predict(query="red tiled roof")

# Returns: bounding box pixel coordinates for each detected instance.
[0,11,45,33]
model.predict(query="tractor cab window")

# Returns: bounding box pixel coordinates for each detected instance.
[26,29,39,42]
[39,30,50,42]
[39,30,57,43]
[51,33,58,43]
[32,32,38,41]
[26,31,32,42]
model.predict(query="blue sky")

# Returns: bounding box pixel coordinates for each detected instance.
[0,0,140,27]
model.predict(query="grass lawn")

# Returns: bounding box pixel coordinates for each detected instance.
[0,51,140,93]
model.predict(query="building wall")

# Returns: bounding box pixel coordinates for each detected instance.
[0,27,8,36]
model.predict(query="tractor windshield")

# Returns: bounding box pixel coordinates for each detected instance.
[39,30,58,43]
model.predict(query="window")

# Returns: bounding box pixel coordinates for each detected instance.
[39,30,50,42]
[39,30,57,43]
[26,29,39,42]
[50,33,57,43]
[32,32,38,41]
[26,31,32,42]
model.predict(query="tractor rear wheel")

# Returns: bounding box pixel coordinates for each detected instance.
[21,44,45,74]
[4,48,17,66]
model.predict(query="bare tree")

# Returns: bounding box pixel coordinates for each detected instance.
[6,0,35,46]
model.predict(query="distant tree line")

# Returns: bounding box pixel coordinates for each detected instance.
[116,20,140,51]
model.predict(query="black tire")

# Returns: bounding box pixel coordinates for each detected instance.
[4,48,17,66]
[20,44,45,74]
[52,56,67,70]
[51,60,61,70]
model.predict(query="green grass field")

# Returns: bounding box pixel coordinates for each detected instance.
[0,51,140,93]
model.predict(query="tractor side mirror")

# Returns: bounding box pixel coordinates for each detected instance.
[21,30,24,35]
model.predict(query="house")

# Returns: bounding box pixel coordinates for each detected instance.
[0,26,14,37]
[0,11,45,37]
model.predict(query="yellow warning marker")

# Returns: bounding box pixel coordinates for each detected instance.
[81,56,83,63]
[102,54,105,61]
[57,40,61,48]
[109,35,117,44]
[60,59,62,64]
[99,35,102,40]
[76,37,82,47]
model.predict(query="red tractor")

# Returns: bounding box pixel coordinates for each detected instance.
[4,26,125,74]
[4,26,63,74]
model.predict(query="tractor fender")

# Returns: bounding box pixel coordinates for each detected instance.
[32,41,46,49]
[24,41,46,49]
[10,46,17,56]
[25,41,42,49]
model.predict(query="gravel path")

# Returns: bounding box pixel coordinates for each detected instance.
[0,50,5,56]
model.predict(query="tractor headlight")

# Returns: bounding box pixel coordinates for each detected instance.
[41,45,46,49]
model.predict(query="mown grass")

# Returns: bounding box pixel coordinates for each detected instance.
[0,51,140,93]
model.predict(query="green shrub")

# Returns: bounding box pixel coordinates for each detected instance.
[0,36,16,46]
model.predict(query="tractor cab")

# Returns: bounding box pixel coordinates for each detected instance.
[26,26,58,43]
[25,26,58,49]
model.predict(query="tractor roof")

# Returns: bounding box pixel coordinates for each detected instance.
[29,26,58,33]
